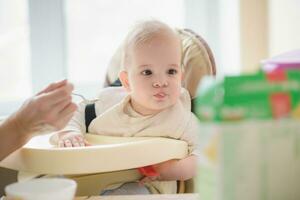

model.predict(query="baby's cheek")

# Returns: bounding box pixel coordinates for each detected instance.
[132,85,148,100]
[173,85,182,95]
[135,84,147,94]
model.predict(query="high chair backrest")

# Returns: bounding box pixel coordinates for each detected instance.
[104,28,216,98]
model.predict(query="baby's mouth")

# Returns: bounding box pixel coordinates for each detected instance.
[154,92,167,99]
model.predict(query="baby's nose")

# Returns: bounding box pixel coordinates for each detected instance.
[152,78,168,88]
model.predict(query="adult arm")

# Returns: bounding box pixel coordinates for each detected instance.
[0,80,77,161]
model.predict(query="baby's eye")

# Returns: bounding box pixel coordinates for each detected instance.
[167,68,178,75]
[141,69,152,76]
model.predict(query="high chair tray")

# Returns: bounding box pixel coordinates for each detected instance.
[0,134,188,175]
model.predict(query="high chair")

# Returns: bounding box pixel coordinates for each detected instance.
[0,28,216,196]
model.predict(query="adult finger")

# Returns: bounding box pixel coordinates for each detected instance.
[37,79,67,95]
[40,83,74,106]
[50,111,76,130]
[51,96,73,114]
[57,103,77,120]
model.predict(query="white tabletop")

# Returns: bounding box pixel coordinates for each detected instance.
[75,194,198,200]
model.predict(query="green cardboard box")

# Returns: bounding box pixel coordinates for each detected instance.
[194,71,300,121]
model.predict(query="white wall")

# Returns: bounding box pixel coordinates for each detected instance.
[185,0,240,77]
[268,0,300,56]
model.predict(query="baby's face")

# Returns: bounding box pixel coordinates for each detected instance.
[121,35,182,115]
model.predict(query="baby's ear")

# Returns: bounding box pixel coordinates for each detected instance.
[119,70,130,91]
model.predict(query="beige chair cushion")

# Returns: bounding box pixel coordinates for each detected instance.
[104,28,216,98]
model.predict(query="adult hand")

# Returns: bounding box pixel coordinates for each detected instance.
[11,79,77,138]
[0,80,77,161]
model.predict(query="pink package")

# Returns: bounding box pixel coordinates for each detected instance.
[262,49,300,72]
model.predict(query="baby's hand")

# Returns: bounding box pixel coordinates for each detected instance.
[51,131,90,147]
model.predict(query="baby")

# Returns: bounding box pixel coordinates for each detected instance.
[51,20,200,194]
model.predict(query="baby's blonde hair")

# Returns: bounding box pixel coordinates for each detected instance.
[121,20,181,70]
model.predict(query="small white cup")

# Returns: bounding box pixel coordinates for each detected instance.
[5,178,77,200]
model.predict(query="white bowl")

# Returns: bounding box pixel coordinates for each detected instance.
[5,178,76,200]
